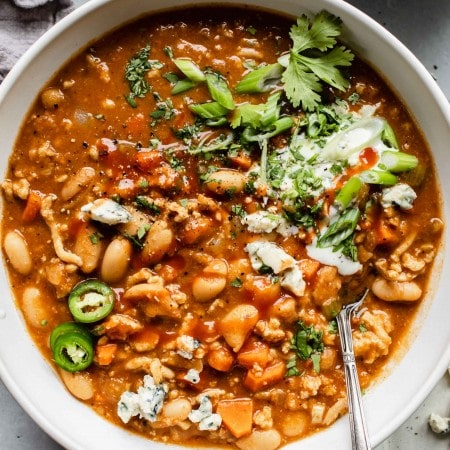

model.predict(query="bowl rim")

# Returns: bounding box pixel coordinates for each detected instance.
[0,1,449,449]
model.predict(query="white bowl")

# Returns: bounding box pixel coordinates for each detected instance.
[0,0,449,449]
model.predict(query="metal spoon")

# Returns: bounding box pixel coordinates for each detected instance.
[336,288,372,450]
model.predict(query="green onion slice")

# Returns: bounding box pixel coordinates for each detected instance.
[379,150,418,173]
[317,207,360,248]
[172,78,197,95]
[205,70,235,110]
[335,176,362,210]
[189,101,229,119]
[172,58,205,82]
[359,169,397,185]
[235,63,284,94]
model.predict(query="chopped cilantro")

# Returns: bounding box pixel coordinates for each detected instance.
[230,277,243,288]
[231,204,246,218]
[173,121,203,143]
[89,231,103,244]
[163,72,180,84]
[329,319,338,334]
[291,320,324,360]
[348,92,361,105]
[125,45,152,106]
[168,155,184,171]
[246,26,257,35]
[138,178,149,189]
[287,321,324,376]
[285,357,301,377]
[134,195,161,214]
[150,98,175,124]
[137,223,150,240]
[359,323,368,333]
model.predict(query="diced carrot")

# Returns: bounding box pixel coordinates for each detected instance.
[298,258,321,281]
[207,345,234,372]
[244,360,286,392]
[216,398,253,438]
[237,338,270,369]
[375,218,399,246]
[22,190,42,223]
[95,343,118,366]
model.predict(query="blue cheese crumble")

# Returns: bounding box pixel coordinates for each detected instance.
[188,395,222,431]
[176,335,200,360]
[381,183,417,210]
[184,368,200,384]
[117,375,168,424]
[81,198,132,225]
[245,241,306,296]
[242,211,298,237]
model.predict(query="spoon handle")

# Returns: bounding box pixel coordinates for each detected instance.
[337,303,372,450]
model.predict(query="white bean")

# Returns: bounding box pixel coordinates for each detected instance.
[101,237,132,283]
[142,220,174,265]
[205,169,247,195]
[372,277,422,302]
[73,224,104,274]
[59,369,94,400]
[236,429,281,450]
[192,259,228,302]
[21,287,47,328]
[161,398,192,422]
[61,166,96,201]
[218,304,259,352]
[3,230,32,275]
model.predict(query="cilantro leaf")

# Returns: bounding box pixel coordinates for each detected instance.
[290,11,342,52]
[282,57,322,110]
[281,10,354,111]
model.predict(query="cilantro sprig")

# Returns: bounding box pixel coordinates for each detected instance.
[236,11,354,112]
[280,11,354,111]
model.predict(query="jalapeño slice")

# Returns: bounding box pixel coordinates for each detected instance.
[50,322,94,372]
[68,279,115,323]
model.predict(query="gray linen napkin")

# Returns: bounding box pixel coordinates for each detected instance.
[0,0,74,82]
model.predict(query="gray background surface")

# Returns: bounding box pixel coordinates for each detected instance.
[0,0,449,448]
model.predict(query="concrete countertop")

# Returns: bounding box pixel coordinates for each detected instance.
[0,0,449,448]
